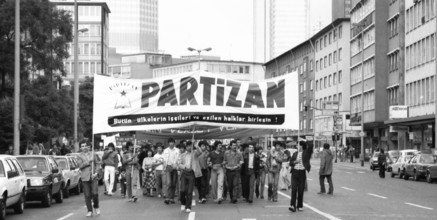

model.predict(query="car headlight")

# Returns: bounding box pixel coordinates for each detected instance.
[30,179,47,186]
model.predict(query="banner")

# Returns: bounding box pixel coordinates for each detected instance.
[93,71,299,134]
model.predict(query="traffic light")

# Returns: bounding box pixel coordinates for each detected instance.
[304,105,308,111]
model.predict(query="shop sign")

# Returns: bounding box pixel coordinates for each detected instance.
[389,125,409,133]
[389,106,408,119]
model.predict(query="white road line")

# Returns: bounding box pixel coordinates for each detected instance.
[346,172,352,174]
[357,171,365,174]
[264,205,290,208]
[266,185,340,220]
[367,193,387,199]
[307,178,313,181]
[57,213,74,220]
[341,187,356,191]
[188,212,196,220]
[242,219,256,220]
[192,200,196,206]
[405,202,434,210]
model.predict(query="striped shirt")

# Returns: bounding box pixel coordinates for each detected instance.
[295,152,305,170]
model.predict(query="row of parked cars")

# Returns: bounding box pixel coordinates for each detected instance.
[0,154,84,220]
[368,149,437,183]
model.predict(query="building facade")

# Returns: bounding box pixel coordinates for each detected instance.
[109,53,172,79]
[264,41,315,142]
[52,1,110,80]
[253,0,311,63]
[386,0,436,152]
[153,60,265,82]
[105,0,158,54]
[313,18,352,147]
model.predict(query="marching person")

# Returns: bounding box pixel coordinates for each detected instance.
[255,147,267,199]
[142,149,157,197]
[124,142,140,202]
[163,138,180,205]
[242,144,260,203]
[195,141,209,204]
[318,143,334,195]
[153,145,167,198]
[77,144,101,217]
[208,141,225,204]
[178,143,202,213]
[224,140,243,204]
[378,149,387,178]
[289,141,313,212]
[267,143,285,202]
[102,143,119,196]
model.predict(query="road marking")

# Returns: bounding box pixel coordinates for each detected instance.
[266,186,340,220]
[307,178,313,181]
[188,212,196,220]
[346,172,352,174]
[57,213,74,220]
[357,171,365,174]
[242,219,256,220]
[405,202,434,210]
[192,200,196,206]
[341,187,356,191]
[367,193,387,199]
[264,205,290,208]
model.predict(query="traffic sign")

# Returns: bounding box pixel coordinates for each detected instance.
[359,131,365,137]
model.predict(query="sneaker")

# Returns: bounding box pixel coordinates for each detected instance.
[181,205,186,211]
[185,208,191,213]
[297,207,303,212]
[289,206,296,212]
[260,196,264,199]
[132,196,138,202]
[327,192,333,195]
[201,198,206,204]
[218,198,223,204]
[158,194,162,198]
[95,208,100,215]
[164,200,169,205]
[170,200,175,204]
[86,212,93,217]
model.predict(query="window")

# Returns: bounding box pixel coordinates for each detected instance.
[329,54,332,65]
[310,60,313,71]
[329,32,332,44]
[338,70,342,83]
[300,84,303,93]
[316,60,319,72]
[329,75,332,87]
[310,80,314,90]
[324,76,327,88]
[316,40,319,52]
[339,25,343,39]
[324,35,327,47]
[333,29,337,41]
[338,48,342,61]
[303,81,307,91]
[324,56,327,68]
[333,72,337,85]
[333,51,337,63]
[316,80,319,91]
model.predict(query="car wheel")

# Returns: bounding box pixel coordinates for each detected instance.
[413,172,420,181]
[399,169,404,179]
[372,165,375,171]
[0,198,5,220]
[404,173,409,180]
[13,191,25,214]
[75,181,82,195]
[41,191,52,208]
[63,184,70,199]
[391,172,395,178]
[426,173,433,183]
[55,187,63,203]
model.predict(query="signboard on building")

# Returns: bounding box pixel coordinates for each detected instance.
[389,106,408,119]
[389,125,409,133]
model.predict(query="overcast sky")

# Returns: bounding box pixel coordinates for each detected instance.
[159,0,331,62]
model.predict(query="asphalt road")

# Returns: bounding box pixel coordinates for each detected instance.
[5,159,437,220]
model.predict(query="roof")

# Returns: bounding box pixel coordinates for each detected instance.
[157,59,263,69]
[51,1,111,13]
[264,18,350,66]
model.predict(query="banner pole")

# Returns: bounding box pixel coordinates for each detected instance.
[91,142,94,178]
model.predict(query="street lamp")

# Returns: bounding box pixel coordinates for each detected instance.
[352,21,366,167]
[187,47,212,70]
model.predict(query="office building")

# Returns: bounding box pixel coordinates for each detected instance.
[105,0,158,54]
[313,18,351,147]
[109,52,172,79]
[51,1,111,80]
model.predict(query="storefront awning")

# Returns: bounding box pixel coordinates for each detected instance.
[384,115,435,126]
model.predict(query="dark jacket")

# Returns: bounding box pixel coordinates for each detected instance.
[242,152,260,176]
[289,144,314,173]
[102,150,119,167]
[319,149,333,175]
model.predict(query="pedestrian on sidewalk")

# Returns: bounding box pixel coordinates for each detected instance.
[318,143,334,195]
[163,138,180,205]
[378,149,387,178]
[178,143,202,213]
[208,141,225,204]
[289,141,313,213]
[102,143,119,196]
[124,142,140,202]
[77,144,101,217]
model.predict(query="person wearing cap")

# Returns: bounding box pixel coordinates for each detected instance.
[77,144,101,217]
[163,138,180,205]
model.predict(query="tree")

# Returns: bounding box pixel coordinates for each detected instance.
[79,77,94,141]
[0,0,73,97]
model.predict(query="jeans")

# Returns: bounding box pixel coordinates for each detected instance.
[195,169,208,200]
[245,169,255,201]
[291,170,306,208]
[255,170,266,198]
[210,166,224,200]
[82,180,99,212]
[126,169,140,198]
[319,175,333,193]
[120,172,126,196]
[166,169,178,200]
[180,170,195,209]
[155,170,167,196]
[104,166,115,195]
[226,169,239,201]
[268,171,280,200]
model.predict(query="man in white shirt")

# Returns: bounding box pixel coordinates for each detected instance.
[163,138,180,204]
[153,145,166,198]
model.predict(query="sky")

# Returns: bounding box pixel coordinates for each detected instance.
[159,0,332,62]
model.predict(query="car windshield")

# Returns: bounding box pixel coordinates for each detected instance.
[405,151,416,156]
[389,151,399,158]
[420,155,437,164]
[17,157,48,172]
[55,158,68,169]
[0,161,5,177]
[373,152,380,157]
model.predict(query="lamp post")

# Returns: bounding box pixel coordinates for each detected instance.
[13,0,20,155]
[187,47,212,71]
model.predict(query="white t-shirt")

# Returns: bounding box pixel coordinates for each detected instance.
[154,153,165,171]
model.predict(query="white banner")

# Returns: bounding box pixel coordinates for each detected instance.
[93,71,299,134]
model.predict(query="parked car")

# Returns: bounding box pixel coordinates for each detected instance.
[54,156,81,198]
[0,155,27,220]
[404,153,437,181]
[390,149,419,178]
[15,156,64,207]
[386,150,399,172]
[369,152,393,171]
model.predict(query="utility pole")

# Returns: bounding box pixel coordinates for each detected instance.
[73,0,79,152]
[13,0,20,155]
